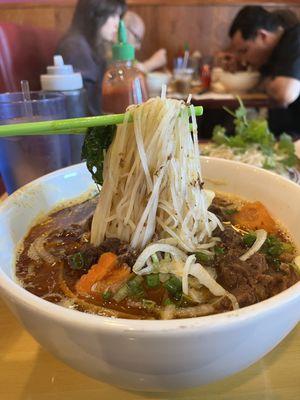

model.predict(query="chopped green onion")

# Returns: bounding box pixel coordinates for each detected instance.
[224,208,237,215]
[151,253,159,265]
[113,284,129,303]
[102,290,112,301]
[214,246,225,255]
[146,274,160,288]
[267,245,282,257]
[179,293,194,306]
[163,298,174,306]
[159,273,170,283]
[127,275,144,298]
[142,299,156,309]
[163,275,182,295]
[68,252,86,270]
[243,233,256,247]
[195,252,212,263]
[164,253,172,262]
[282,242,294,253]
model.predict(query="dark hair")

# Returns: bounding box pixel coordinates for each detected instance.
[70,0,126,45]
[272,9,299,29]
[229,6,282,39]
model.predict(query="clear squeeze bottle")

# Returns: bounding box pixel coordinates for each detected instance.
[102,20,148,114]
[40,55,88,164]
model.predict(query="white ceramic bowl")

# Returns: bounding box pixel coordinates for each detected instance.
[0,158,300,392]
[146,71,171,97]
[212,68,261,93]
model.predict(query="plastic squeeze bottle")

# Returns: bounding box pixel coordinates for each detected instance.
[102,20,148,114]
[40,55,88,164]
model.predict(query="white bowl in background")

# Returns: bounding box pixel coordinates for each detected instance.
[212,68,261,93]
[0,158,300,392]
[146,71,171,97]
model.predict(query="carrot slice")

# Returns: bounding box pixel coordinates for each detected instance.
[75,252,118,294]
[233,201,276,233]
[92,264,131,295]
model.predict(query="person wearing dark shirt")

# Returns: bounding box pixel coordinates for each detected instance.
[229,6,300,137]
[56,0,126,116]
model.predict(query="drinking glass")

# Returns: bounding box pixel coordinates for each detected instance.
[173,68,194,94]
[0,92,71,194]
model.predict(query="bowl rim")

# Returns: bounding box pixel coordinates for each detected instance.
[0,159,300,334]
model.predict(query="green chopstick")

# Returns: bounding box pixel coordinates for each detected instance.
[0,106,203,137]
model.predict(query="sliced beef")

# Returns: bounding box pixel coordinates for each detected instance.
[216,251,298,308]
[218,227,243,248]
[99,238,138,267]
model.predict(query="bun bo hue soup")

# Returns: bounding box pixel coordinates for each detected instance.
[15,98,300,319]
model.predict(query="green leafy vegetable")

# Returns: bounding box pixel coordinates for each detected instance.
[81,125,116,185]
[210,97,297,171]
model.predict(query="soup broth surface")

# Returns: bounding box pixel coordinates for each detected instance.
[15,195,299,319]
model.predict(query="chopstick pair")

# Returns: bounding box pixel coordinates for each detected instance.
[0,106,203,137]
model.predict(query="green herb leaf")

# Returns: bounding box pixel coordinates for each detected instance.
[81,125,116,185]
[212,125,227,145]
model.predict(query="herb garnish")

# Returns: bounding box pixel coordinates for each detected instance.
[81,125,116,186]
[211,97,298,171]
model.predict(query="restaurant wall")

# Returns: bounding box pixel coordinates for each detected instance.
[0,0,300,65]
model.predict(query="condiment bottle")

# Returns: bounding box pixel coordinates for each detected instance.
[40,55,88,164]
[102,20,148,114]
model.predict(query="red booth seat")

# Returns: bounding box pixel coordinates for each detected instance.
[0,23,60,92]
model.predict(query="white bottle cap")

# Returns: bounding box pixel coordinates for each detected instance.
[40,55,83,91]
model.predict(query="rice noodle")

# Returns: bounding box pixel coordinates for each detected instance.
[132,243,187,275]
[91,98,222,252]
[188,263,239,310]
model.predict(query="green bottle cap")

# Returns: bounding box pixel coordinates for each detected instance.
[112,20,135,61]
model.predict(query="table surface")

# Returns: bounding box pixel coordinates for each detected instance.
[169,91,276,109]
[1,297,300,400]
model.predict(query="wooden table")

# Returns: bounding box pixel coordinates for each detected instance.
[1,297,300,400]
[191,92,277,110]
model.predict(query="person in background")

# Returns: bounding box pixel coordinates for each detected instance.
[228,6,300,137]
[272,9,299,30]
[123,11,167,73]
[56,0,126,116]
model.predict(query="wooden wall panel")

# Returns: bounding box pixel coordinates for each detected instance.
[0,1,300,67]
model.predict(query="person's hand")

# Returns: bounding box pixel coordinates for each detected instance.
[142,49,167,73]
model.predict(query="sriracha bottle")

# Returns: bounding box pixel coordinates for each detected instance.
[102,20,148,114]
